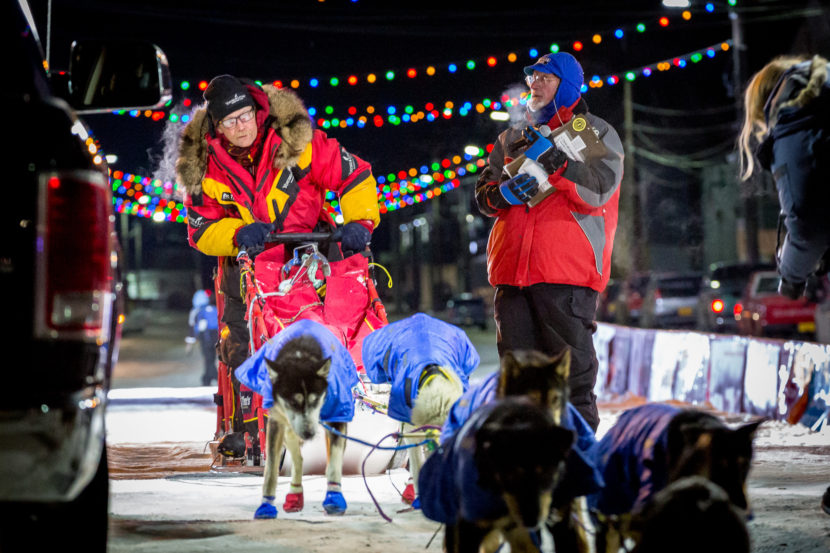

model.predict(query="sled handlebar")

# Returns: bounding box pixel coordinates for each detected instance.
[264,232,338,244]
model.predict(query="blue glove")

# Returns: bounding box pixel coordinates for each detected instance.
[499,173,539,205]
[234,222,274,250]
[524,126,554,162]
[338,222,371,253]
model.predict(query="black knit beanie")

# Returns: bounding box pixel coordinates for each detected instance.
[204,75,255,123]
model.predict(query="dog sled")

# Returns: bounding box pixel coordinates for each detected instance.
[210,232,400,474]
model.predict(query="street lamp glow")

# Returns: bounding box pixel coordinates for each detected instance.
[662,0,690,7]
[490,111,510,121]
[464,145,482,156]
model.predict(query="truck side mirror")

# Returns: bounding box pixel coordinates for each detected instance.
[59,39,172,113]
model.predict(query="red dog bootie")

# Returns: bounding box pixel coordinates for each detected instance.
[283,492,304,512]
[402,483,416,504]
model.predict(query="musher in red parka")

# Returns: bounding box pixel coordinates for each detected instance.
[176,75,380,428]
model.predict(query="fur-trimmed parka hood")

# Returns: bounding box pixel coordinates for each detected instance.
[765,54,829,128]
[176,83,314,195]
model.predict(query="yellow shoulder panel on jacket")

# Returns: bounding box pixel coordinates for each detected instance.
[340,175,381,227]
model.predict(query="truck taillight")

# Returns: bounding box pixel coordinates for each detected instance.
[36,171,114,341]
[711,299,725,313]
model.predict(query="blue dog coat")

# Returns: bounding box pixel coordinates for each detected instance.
[419,399,510,525]
[235,319,359,423]
[362,313,480,423]
[586,403,680,515]
[439,370,604,500]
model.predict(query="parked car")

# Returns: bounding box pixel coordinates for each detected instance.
[446,293,488,330]
[0,2,170,549]
[696,261,775,333]
[736,270,817,339]
[639,272,703,329]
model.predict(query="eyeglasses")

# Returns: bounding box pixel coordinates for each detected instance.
[525,74,559,86]
[219,109,255,129]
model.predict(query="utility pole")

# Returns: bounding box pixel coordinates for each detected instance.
[623,79,644,274]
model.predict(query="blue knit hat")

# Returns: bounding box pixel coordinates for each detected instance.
[524,52,584,108]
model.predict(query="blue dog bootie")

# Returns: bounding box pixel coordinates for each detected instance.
[411,497,421,510]
[322,491,347,515]
[254,496,278,519]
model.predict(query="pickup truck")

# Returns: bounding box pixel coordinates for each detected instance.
[0,1,170,549]
[735,270,817,339]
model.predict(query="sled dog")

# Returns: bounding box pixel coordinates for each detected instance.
[259,335,348,516]
[626,476,750,553]
[589,404,764,553]
[498,348,570,425]
[444,398,574,553]
[497,349,596,553]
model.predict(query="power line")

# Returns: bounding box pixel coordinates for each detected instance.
[631,102,735,117]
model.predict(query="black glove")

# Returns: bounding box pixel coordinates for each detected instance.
[234,222,274,250]
[778,276,806,300]
[338,222,371,253]
[537,147,568,174]
[483,184,512,210]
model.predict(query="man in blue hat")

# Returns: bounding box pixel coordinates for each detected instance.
[474,52,625,431]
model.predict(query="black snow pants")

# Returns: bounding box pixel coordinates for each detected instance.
[494,283,600,431]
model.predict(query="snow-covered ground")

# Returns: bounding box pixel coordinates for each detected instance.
[106,312,829,552]
[105,386,830,553]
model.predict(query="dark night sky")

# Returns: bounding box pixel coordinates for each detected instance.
[37,0,829,176]
[28,0,830,277]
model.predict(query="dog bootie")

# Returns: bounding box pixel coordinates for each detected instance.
[254,502,278,519]
[411,497,421,510]
[283,492,304,513]
[322,491,347,515]
[401,482,416,504]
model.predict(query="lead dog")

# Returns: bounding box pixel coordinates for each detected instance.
[439,349,601,553]
[234,319,359,518]
[420,396,574,553]
[587,403,764,552]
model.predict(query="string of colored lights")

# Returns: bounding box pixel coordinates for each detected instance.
[119,39,732,132]
[114,4,725,127]
[109,144,490,223]
[108,39,734,223]
[311,41,732,130]
[110,170,187,223]
[174,4,718,93]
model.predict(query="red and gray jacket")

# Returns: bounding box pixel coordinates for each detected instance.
[475,98,624,292]
[177,82,380,257]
